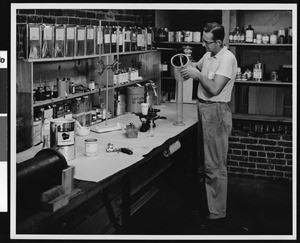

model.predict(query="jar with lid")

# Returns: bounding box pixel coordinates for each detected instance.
[270,34,277,44]
[256,34,262,44]
[245,25,254,43]
[262,34,269,44]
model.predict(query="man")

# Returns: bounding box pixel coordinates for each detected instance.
[180,22,237,227]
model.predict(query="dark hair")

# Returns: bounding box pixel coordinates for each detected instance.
[203,22,225,42]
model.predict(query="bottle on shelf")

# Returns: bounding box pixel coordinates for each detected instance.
[118,25,124,53]
[288,27,292,44]
[146,26,153,50]
[229,31,234,43]
[245,25,254,43]
[136,26,144,51]
[131,26,138,51]
[103,25,111,54]
[111,25,117,53]
[124,26,131,52]
[239,26,245,43]
[278,29,286,44]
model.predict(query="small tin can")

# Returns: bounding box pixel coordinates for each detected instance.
[85,138,98,157]
[270,34,277,44]
[168,31,174,42]
[192,31,201,42]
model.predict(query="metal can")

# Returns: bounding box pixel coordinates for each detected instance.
[192,31,201,42]
[175,31,183,42]
[85,138,98,157]
[270,34,277,44]
[168,31,174,42]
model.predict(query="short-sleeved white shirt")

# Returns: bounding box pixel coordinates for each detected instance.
[196,46,237,102]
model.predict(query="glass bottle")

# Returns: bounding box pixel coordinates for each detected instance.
[245,25,254,43]
[229,31,234,43]
[118,26,124,53]
[111,25,117,53]
[147,27,153,50]
[131,26,137,51]
[240,26,245,43]
[103,25,111,54]
[136,26,143,51]
[288,27,292,44]
[124,26,131,52]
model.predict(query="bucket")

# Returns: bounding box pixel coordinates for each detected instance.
[50,118,76,161]
[126,86,145,113]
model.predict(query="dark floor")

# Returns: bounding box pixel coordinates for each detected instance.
[118,165,293,237]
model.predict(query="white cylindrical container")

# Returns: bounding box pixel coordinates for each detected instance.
[84,138,98,157]
[270,34,277,44]
[126,86,145,113]
[192,31,201,42]
[170,53,189,126]
[50,118,76,160]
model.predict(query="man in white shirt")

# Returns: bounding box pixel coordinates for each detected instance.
[180,22,237,228]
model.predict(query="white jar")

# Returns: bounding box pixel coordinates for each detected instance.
[85,138,98,157]
[270,34,277,44]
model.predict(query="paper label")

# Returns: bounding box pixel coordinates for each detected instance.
[56,28,64,41]
[30,27,40,40]
[78,29,85,41]
[67,28,75,39]
[87,28,94,40]
[44,27,53,40]
[57,131,75,146]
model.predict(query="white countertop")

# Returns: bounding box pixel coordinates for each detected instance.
[17,103,198,183]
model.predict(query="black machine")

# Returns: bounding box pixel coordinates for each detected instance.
[136,107,167,132]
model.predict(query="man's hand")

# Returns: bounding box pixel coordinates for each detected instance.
[180,66,201,80]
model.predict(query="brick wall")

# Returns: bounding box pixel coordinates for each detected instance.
[16,9,155,58]
[228,119,293,181]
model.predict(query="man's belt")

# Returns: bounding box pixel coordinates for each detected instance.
[197,98,227,104]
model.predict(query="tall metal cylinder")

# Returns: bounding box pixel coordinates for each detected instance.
[170,53,189,126]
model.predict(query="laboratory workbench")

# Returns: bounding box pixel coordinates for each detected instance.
[16,103,199,234]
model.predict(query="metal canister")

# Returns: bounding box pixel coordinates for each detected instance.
[192,31,201,42]
[270,34,277,44]
[84,138,98,157]
[175,31,183,42]
[168,31,175,42]
[50,118,76,161]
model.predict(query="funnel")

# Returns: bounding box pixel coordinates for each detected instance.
[170,53,189,126]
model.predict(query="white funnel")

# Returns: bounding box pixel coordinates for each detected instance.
[170,53,189,126]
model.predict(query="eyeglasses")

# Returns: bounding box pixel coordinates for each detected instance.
[202,38,216,45]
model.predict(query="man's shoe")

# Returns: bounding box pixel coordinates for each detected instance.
[200,217,226,230]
